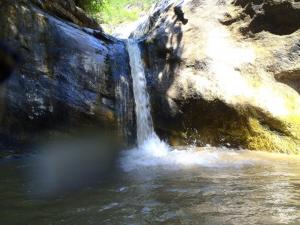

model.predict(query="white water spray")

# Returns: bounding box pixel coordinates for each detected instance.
[127,39,156,145]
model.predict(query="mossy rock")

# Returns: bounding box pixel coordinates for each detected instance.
[152,95,300,154]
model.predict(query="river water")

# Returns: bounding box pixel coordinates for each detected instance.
[1,149,300,225]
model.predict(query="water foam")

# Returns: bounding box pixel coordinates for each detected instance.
[120,135,267,172]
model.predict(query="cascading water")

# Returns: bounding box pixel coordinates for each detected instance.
[121,39,172,170]
[126,39,155,145]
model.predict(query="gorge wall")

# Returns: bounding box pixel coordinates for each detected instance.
[0,0,135,152]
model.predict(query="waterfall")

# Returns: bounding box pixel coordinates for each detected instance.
[122,38,174,171]
[126,39,155,146]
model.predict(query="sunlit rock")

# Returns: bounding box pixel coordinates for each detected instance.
[139,0,300,153]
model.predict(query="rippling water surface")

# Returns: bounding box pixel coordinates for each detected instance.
[1,147,300,225]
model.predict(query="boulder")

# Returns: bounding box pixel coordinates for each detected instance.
[138,0,300,153]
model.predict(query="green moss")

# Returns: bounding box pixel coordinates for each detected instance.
[194,116,300,154]
[157,98,300,154]
[245,117,300,154]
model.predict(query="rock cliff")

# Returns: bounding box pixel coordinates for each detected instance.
[0,0,135,152]
[139,0,300,153]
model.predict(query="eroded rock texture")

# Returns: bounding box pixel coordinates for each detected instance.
[139,0,300,153]
[0,0,134,152]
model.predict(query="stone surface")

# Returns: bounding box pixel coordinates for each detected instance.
[139,0,300,153]
[30,0,102,30]
[0,0,134,152]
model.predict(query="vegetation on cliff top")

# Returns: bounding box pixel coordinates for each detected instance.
[75,0,157,26]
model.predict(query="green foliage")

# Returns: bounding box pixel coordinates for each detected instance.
[75,0,104,12]
[77,0,157,25]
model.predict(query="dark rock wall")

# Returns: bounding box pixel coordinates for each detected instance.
[0,0,134,151]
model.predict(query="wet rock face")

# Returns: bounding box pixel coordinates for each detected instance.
[140,0,300,153]
[0,0,134,151]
